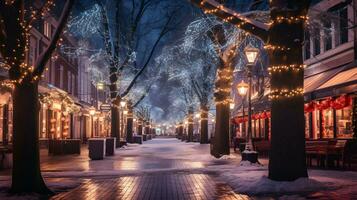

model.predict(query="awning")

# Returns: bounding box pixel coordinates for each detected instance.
[304,67,342,93]
[317,67,357,90]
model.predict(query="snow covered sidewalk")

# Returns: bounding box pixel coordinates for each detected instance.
[1,138,357,199]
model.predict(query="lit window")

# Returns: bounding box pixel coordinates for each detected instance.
[44,21,51,38]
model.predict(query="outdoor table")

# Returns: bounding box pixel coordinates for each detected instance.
[88,138,106,160]
[48,139,81,155]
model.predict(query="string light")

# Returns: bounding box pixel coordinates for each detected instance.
[268,64,305,74]
[264,44,291,51]
[267,16,309,26]
[0,0,56,84]
[269,88,304,100]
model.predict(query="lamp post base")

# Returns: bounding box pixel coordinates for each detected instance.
[241,151,259,163]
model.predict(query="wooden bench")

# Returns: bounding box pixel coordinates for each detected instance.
[254,140,270,156]
[305,140,349,169]
[305,140,329,167]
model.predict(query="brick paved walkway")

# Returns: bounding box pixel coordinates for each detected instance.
[51,172,250,200]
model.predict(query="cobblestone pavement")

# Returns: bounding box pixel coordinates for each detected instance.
[47,138,254,200]
[51,172,251,200]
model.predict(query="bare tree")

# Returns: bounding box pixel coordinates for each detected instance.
[0,0,75,194]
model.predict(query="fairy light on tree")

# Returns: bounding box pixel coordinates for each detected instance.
[192,0,310,181]
[0,0,75,194]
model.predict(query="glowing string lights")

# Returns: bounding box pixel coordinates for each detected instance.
[269,88,304,100]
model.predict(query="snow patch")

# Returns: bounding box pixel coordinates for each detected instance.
[239,160,262,167]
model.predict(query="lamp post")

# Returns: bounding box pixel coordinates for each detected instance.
[241,45,260,163]
[229,102,235,146]
[237,80,248,138]
[119,100,126,141]
[89,108,96,138]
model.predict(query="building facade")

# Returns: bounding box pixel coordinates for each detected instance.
[232,0,357,141]
[0,7,109,146]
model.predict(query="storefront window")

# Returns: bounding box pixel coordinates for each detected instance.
[336,106,353,138]
[253,120,259,138]
[312,110,320,139]
[305,113,310,139]
[322,108,334,138]
[260,119,265,139]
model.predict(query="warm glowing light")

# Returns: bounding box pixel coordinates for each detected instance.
[237,80,249,96]
[244,45,259,65]
[229,103,235,110]
[96,82,105,90]
[89,108,96,116]
[120,100,126,108]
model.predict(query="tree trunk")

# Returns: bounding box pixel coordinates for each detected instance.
[200,104,209,144]
[144,121,150,135]
[138,121,143,135]
[268,4,308,181]
[187,108,194,142]
[126,105,133,143]
[111,100,120,147]
[211,103,230,157]
[11,81,52,194]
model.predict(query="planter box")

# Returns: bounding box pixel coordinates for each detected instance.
[143,135,147,141]
[147,134,152,140]
[48,139,81,155]
[88,138,106,160]
[133,136,143,144]
[105,137,116,156]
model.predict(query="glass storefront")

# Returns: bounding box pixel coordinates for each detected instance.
[322,108,334,138]
[336,105,353,138]
[305,113,310,139]
[312,110,320,139]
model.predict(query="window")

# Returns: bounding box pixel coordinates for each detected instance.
[60,65,64,89]
[304,31,311,60]
[312,110,320,139]
[313,28,320,56]
[336,106,353,138]
[72,75,75,95]
[323,20,332,51]
[331,5,349,46]
[322,108,334,138]
[339,7,348,44]
[305,113,310,139]
[44,21,51,38]
[67,71,71,93]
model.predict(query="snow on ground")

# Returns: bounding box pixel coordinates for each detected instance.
[1,138,357,199]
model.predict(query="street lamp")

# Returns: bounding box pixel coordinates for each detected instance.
[120,100,127,108]
[229,103,235,110]
[237,80,248,138]
[244,45,260,65]
[96,82,105,90]
[242,45,259,163]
